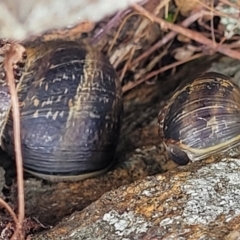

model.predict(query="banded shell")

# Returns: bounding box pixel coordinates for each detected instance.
[158,72,240,165]
[1,40,123,181]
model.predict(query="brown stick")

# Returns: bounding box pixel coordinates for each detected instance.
[4,43,25,240]
[0,198,18,224]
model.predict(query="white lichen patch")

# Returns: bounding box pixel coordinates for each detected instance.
[216,3,240,39]
[181,159,240,225]
[102,210,152,237]
[68,210,153,240]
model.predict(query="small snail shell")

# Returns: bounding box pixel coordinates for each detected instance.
[158,72,240,165]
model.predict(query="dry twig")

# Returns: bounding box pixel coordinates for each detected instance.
[3,43,25,240]
[0,198,18,225]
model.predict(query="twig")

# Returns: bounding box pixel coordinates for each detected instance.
[91,9,131,44]
[210,0,216,45]
[119,45,136,82]
[0,198,18,224]
[4,43,25,240]
[90,0,149,44]
[132,3,240,60]
[108,12,152,55]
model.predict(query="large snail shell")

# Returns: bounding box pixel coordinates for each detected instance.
[1,40,123,181]
[158,72,240,165]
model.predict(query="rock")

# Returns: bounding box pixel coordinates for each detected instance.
[33,157,240,239]
[0,0,142,40]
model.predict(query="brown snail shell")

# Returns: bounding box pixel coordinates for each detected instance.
[158,72,240,165]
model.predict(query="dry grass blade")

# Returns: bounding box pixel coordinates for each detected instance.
[3,43,25,240]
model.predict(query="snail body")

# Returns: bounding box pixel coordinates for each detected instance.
[1,40,123,181]
[158,72,240,165]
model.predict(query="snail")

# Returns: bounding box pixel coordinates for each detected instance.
[0,39,123,182]
[158,72,240,165]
